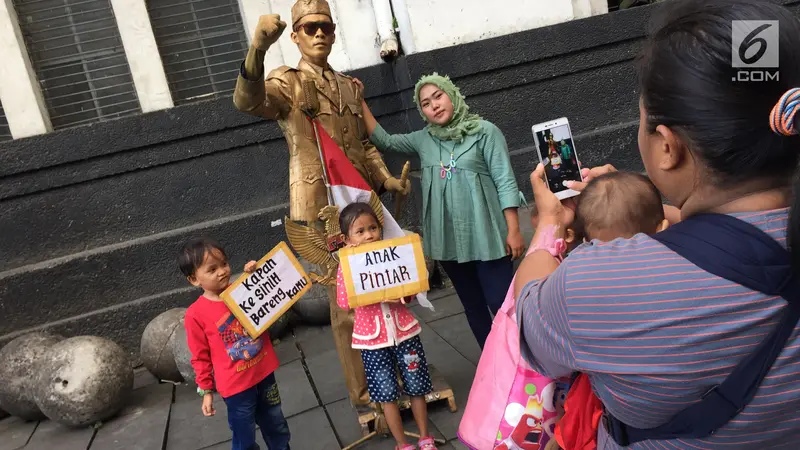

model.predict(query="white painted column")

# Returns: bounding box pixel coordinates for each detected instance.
[572,0,593,19]
[0,0,51,139]
[237,0,286,73]
[372,0,396,45]
[572,0,608,19]
[589,0,608,16]
[402,0,575,53]
[110,0,173,112]
[332,0,382,70]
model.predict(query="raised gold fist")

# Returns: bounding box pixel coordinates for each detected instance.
[253,14,287,51]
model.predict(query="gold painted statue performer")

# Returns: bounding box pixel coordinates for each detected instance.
[232,0,410,407]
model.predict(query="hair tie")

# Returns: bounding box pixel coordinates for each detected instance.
[770,88,800,136]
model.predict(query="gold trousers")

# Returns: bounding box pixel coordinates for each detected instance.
[326,285,371,406]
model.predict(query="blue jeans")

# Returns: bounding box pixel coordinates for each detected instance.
[222,373,291,450]
[439,256,515,349]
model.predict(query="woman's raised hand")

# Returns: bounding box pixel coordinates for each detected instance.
[351,77,364,93]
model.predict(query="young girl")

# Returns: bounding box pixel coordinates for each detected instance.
[335,202,437,450]
[353,74,525,349]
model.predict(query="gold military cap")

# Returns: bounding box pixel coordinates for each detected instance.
[291,0,332,26]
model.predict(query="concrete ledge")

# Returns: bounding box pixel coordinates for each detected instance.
[0,121,281,200]
[1,143,290,272]
[0,204,291,335]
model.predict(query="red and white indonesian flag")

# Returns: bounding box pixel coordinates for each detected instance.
[314,120,434,310]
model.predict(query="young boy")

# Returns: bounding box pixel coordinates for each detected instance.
[179,237,290,450]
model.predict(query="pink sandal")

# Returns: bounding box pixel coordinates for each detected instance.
[395,444,415,450]
[418,436,438,450]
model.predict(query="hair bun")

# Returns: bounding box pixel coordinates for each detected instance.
[770,88,800,136]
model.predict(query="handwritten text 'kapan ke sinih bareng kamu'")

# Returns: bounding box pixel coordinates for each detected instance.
[239,258,307,325]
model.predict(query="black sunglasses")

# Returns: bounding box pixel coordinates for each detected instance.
[296,21,336,36]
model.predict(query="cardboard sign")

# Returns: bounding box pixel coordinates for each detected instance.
[222,242,311,338]
[338,233,429,308]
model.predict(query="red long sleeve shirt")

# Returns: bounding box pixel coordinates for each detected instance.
[184,296,279,398]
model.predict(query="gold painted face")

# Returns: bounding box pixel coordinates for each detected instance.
[291,14,336,65]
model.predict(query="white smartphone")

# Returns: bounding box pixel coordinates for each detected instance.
[531,117,583,200]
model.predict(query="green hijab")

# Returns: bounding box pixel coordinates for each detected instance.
[413,73,483,142]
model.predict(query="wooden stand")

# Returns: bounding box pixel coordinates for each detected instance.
[343,365,457,449]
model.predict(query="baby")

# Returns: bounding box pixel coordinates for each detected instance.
[572,170,668,243]
[542,171,668,450]
[529,171,668,251]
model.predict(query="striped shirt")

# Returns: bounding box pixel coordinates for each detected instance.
[518,208,800,449]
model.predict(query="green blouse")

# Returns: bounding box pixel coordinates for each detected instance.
[370,121,523,263]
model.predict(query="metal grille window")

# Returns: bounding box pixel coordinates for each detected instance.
[13,0,141,130]
[0,104,11,142]
[147,0,249,105]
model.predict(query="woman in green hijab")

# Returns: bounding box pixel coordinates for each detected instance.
[355,73,525,349]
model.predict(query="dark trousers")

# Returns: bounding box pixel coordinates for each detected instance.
[222,373,291,450]
[439,256,515,349]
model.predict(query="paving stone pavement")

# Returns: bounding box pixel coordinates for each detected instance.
[0,289,482,450]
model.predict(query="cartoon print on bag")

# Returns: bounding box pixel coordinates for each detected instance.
[495,412,543,450]
[495,380,557,450]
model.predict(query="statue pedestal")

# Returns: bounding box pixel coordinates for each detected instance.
[354,364,457,437]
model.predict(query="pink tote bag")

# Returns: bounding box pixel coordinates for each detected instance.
[458,245,565,450]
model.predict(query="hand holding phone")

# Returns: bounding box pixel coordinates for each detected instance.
[529,162,577,228]
[531,117,583,200]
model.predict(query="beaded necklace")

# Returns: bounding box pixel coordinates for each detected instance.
[439,140,457,179]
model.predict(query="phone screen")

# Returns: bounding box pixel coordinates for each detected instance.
[534,124,581,193]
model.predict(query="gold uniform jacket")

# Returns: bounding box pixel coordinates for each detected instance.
[234,59,392,223]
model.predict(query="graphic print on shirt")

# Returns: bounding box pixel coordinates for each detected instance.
[216,311,263,362]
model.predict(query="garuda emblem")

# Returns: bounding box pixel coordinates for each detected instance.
[285,191,385,286]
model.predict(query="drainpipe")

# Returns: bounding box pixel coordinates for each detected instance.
[390,0,415,55]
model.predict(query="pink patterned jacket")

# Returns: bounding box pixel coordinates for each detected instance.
[336,267,422,350]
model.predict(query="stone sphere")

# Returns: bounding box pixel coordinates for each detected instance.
[285,308,302,327]
[169,316,196,387]
[0,332,63,421]
[34,336,133,427]
[140,308,186,382]
[292,260,331,325]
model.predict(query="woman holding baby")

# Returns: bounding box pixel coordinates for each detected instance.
[516,0,800,448]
